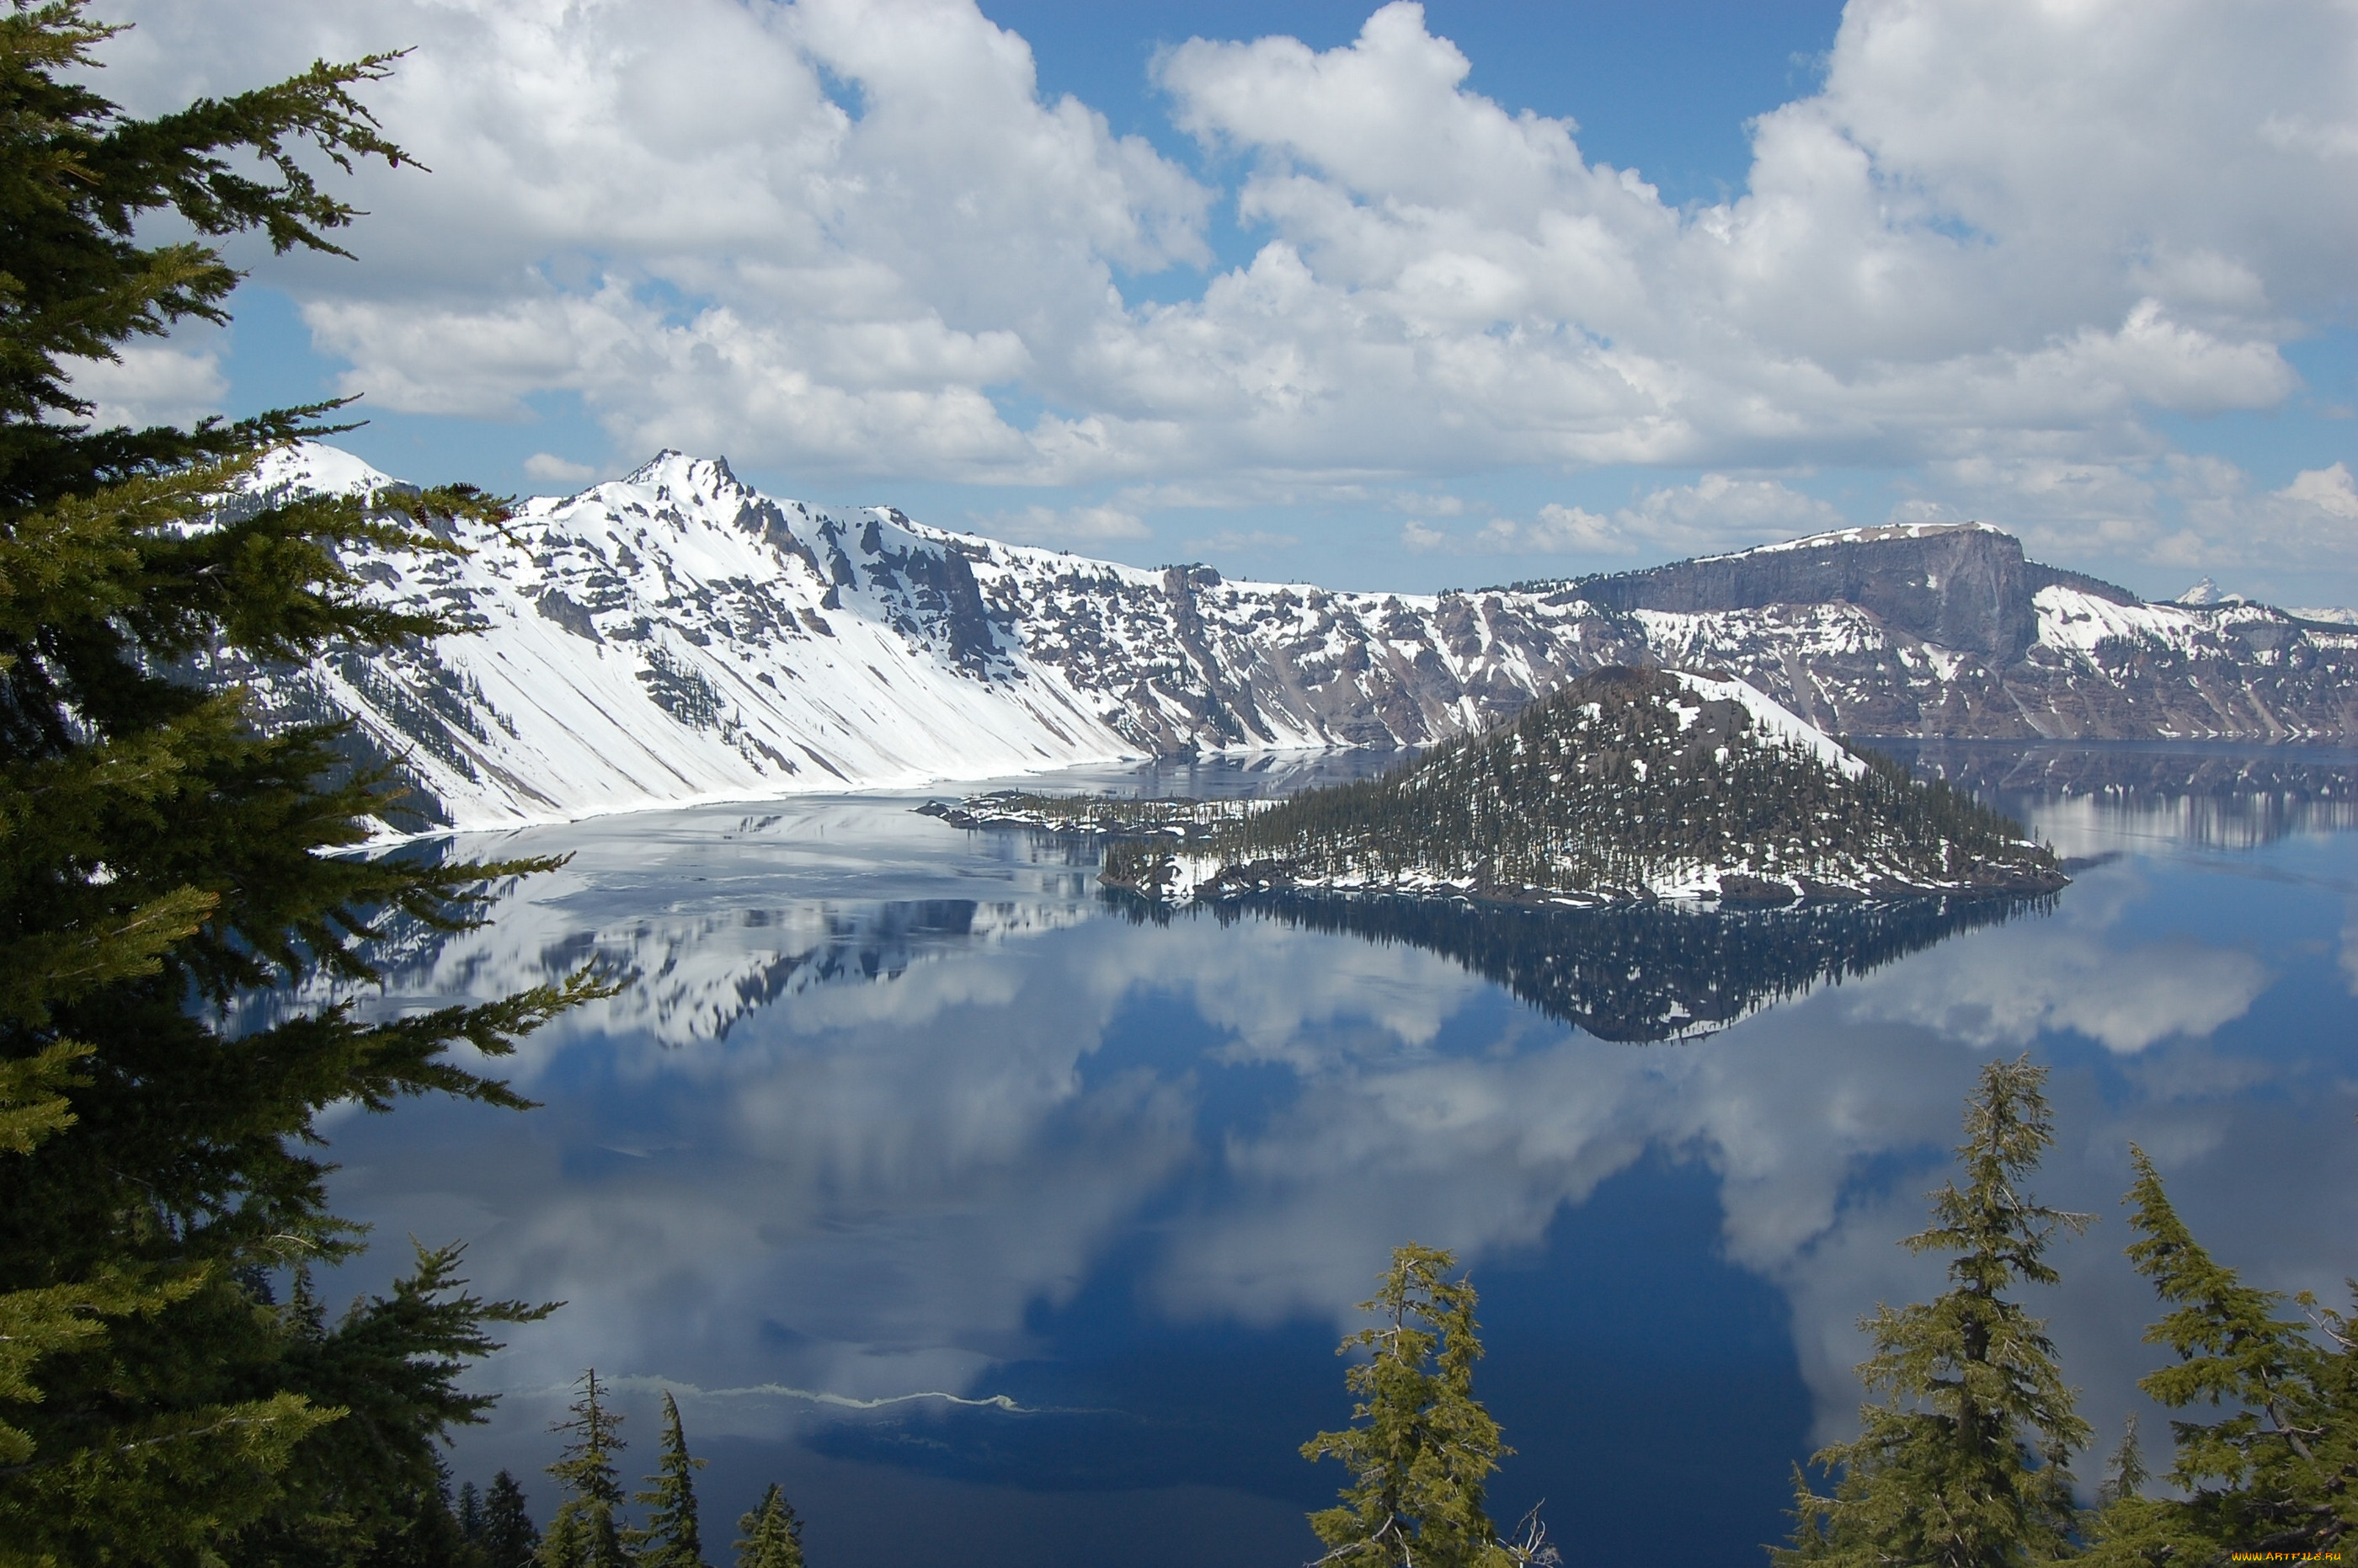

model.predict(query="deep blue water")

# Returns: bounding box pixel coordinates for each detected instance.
[307,745,2358,1567]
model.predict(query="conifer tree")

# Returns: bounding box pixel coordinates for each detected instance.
[369,1454,480,1568]
[734,1484,808,1568]
[0,6,606,1560]
[231,1245,557,1565]
[460,1480,486,1544]
[1777,1055,2090,1568]
[2078,1147,2357,1561]
[542,1370,630,1568]
[479,1470,543,1568]
[540,1508,587,1568]
[628,1390,710,1567]
[1302,1243,1556,1568]
[2091,1415,2147,1512]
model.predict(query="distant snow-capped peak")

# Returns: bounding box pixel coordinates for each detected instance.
[248,440,401,500]
[2174,575,2249,607]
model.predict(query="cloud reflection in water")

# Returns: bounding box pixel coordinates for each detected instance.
[306,774,2357,1566]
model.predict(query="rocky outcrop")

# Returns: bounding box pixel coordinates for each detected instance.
[1560,523,2133,662]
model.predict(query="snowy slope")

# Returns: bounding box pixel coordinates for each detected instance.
[1665,670,1867,781]
[1577,526,2358,744]
[237,445,1631,833]
[1699,520,2014,557]
[243,448,1137,828]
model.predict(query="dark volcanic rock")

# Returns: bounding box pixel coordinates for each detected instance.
[1566,523,2108,662]
[1561,522,2151,665]
[1038,520,2358,755]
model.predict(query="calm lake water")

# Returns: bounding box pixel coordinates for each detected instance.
[309,744,2358,1567]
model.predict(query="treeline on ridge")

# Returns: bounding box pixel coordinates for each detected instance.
[433,1378,807,1568]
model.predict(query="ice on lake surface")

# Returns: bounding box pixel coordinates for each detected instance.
[300,744,2358,1567]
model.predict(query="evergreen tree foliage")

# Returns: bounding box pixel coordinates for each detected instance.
[2078,1148,2357,1562]
[1302,1243,1555,1568]
[0,1,407,510]
[2092,1415,2148,1512]
[541,1370,629,1568]
[334,1453,480,1568]
[477,1470,542,1568]
[627,1390,710,1567]
[226,1246,554,1565]
[0,6,608,1560]
[1778,1056,2091,1568]
[539,1508,587,1568]
[733,1483,807,1568]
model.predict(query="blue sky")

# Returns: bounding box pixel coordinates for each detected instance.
[994,2,1849,213]
[79,1,2358,603]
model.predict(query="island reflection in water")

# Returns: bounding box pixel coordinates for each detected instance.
[306,744,2358,1568]
[1150,890,2050,1042]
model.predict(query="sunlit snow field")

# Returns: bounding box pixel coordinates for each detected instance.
[301,744,2358,1568]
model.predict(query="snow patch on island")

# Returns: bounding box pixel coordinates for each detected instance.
[1665,669,1866,780]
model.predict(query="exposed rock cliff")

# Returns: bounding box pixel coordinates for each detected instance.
[1545,524,2358,742]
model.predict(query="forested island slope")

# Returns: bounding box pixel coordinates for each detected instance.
[1102,667,2066,906]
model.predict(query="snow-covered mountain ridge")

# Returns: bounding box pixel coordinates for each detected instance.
[233,444,1637,831]
[232,445,2358,834]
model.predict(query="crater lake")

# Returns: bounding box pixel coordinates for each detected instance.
[286,743,2358,1567]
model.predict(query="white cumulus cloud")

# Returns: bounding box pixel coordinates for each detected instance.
[974,502,1151,546]
[75,0,2358,573]
[2283,462,2358,520]
[60,345,227,430]
[523,452,597,484]
[1408,474,1843,557]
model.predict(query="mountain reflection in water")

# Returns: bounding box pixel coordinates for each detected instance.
[295,745,2358,1568]
[1881,738,2358,850]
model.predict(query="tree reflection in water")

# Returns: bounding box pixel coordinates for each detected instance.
[1115,889,2054,1042]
